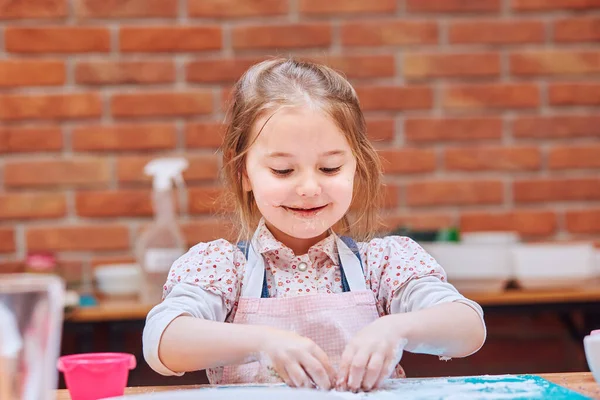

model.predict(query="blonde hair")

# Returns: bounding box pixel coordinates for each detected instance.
[220,57,383,241]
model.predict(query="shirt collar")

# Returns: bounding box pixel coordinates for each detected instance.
[253,218,339,264]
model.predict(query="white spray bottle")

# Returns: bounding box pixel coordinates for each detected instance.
[137,157,188,305]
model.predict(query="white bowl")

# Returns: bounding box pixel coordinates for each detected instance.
[584,330,600,384]
[512,243,595,289]
[94,263,141,296]
[461,231,520,245]
[422,243,513,292]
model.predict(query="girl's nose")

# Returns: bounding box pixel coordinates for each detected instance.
[296,174,322,197]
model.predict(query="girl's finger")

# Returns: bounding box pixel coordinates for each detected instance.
[310,344,336,388]
[272,359,293,387]
[374,354,396,389]
[361,351,385,391]
[299,353,332,390]
[347,349,371,392]
[285,362,313,389]
[336,345,355,391]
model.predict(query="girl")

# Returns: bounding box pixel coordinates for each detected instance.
[143,58,486,392]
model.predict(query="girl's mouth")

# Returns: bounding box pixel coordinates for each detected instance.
[283,204,328,217]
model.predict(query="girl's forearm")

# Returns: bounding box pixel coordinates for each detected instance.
[158,316,269,373]
[390,302,486,358]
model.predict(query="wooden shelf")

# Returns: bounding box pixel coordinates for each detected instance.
[64,288,600,323]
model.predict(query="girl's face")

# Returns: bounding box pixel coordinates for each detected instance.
[244,106,357,253]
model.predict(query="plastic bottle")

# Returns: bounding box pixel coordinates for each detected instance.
[137,157,188,305]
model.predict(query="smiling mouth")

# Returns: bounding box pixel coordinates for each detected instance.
[283,204,328,216]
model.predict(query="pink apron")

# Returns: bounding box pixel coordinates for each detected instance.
[206,232,406,384]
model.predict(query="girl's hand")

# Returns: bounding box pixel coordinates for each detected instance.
[260,328,336,390]
[335,315,408,392]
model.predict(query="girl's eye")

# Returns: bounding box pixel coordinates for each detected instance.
[271,168,293,176]
[321,166,342,174]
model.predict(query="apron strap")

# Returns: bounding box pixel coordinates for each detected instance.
[237,241,269,299]
[238,236,363,298]
[338,236,363,293]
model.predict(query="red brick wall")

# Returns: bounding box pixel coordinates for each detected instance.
[1,0,599,271]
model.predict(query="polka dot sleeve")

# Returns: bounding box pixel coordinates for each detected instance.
[162,239,246,314]
[362,236,447,315]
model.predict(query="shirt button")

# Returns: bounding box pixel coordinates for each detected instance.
[298,262,308,271]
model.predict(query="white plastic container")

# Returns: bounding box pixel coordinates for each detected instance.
[584,330,600,384]
[461,231,520,245]
[421,243,513,292]
[94,264,141,297]
[512,243,595,289]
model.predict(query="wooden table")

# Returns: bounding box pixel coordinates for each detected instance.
[65,288,600,323]
[55,372,600,399]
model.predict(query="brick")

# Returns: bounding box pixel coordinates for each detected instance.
[74,0,178,18]
[189,0,288,17]
[0,193,66,220]
[512,0,600,11]
[0,93,102,121]
[0,0,66,19]
[187,57,264,83]
[0,228,15,253]
[565,209,600,234]
[445,146,541,171]
[0,60,65,87]
[117,155,220,185]
[341,21,438,46]
[4,158,110,188]
[188,55,395,83]
[76,189,154,217]
[406,117,502,143]
[221,87,234,113]
[185,122,225,148]
[5,27,110,53]
[514,178,600,203]
[356,86,433,111]
[460,210,556,236]
[307,54,396,79]
[549,83,600,106]
[72,124,177,151]
[189,186,226,214]
[511,51,600,76]
[449,20,544,45]
[443,84,539,111]
[406,180,504,206]
[554,17,600,42]
[548,145,600,169]
[120,26,222,52]
[513,115,600,139]
[0,126,63,153]
[404,52,500,80]
[111,91,213,118]
[232,23,331,50]
[379,149,436,174]
[182,219,235,246]
[380,213,454,232]
[300,0,395,15]
[76,61,175,85]
[406,0,500,12]
[366,118,395,142]
[26,225,130,251]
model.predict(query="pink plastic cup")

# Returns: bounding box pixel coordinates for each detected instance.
[57,353,136,400]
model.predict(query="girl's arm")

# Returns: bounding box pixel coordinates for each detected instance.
[390,301,485,358]
[158,316,268,372]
